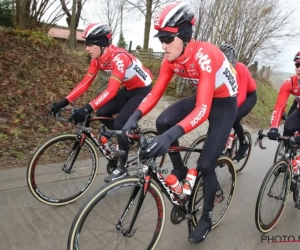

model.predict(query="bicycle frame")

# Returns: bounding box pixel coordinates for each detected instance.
[57,114,141,173]
[116,144,203,236]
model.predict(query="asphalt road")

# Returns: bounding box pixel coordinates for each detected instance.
[1,127,300,250]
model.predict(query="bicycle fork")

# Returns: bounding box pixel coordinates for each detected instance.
[116,176,151,237]
[62,133,86,173]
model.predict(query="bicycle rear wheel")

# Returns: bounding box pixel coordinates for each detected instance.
[230,131,252,174]
[27,134,99,206]
[255,161,291,233]
[68,176,165,250]
[190,156,236,229]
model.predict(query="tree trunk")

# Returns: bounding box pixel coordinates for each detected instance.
[143,0,152,50]
[69,0,77,51]
[15,0,31,29]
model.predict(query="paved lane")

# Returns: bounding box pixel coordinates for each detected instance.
[1,128,299,250]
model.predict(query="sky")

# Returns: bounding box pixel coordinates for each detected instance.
[53,0,300,74]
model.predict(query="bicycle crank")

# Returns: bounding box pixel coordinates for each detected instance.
[170,206,186,225]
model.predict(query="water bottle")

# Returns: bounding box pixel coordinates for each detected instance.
[292,156,300,175]
[226,133,235,149]
[183,168,198,195]
[100,136,110,155]
[166,174,183,195]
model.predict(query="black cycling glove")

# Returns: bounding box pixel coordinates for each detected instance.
[121,110,142,142]
[50,98,69,116]
[267,128,280,141]
[142,125,184,159]
[69,104,93,124]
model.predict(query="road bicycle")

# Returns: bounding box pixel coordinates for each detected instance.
[184,129,252,174]
[272,112,299,163]
[254,129,300,233]
[67,129,236,250]
[27,106,164,206]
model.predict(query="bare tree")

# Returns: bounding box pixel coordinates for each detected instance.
[124,0,175,50]
[60,0,87,50]
[81,0,124,41]
[189,0,300,65]
[11,0,65,30]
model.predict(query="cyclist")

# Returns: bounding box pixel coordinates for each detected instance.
[50,23,153,183]
[122,2,238,244]
[267,51,300,141]
[219,44,257,160]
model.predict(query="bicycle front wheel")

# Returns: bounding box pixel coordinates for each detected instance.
[68,176,166,250]
[190,156,236,229]
[27,134,99,206]
[255,160,291,233]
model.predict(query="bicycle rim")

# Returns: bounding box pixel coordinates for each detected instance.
[255,161,291,233]
[230,131,252,174]
[190,156,236,229]
[68,176,166,250]
[27,134,99,206]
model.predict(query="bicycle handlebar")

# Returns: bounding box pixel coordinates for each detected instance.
[54,106,77,123]
[254,129,295,150]
[254,129,267,149]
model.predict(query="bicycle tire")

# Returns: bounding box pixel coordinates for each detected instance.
[255,160,291,233]
[68,176,166,250]
[230,130,252,174]
[190,156,236,229]
[273,141,285,164]
[27,134,99,206]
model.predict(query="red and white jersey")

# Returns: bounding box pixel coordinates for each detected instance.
[137,40,238,134]
[271,75,300,128]
[66,45,153,110]
[235,62,257,107]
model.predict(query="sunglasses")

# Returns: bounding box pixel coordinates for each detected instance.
[295,63,300,69]
[158,33,178,45]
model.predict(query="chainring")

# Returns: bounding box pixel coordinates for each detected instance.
[170,206,186,225]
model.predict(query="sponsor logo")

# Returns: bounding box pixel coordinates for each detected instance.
[187,70,198,76]
[271,111,276,123]
[223,67,237,92]
[154,9,163,26]
[173,12,183,24]
[113,55,124,73]
[191,104,207,127]
[146,142,157,152]
[133,64,148,80]
[95,91,109,105]
[195,48,212,73]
